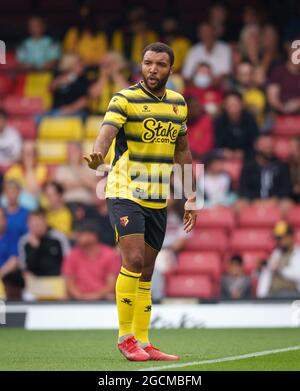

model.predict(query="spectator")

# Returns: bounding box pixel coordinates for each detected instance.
[19,209,70,277]
[112,7,157,65]
[221,254,252,299]
[232,61,266,125]
[0,109,22,167]
[16,15,60,70]
[89,52,130,114]
[207,3,235,42]
[238,135,292,206]
[267,43,300,114]
[84,197,116,248]
[0,207,24,300]
[182,22,232,83]
[54,142,96,206]
[62,220,120,300]
[238,24,262,67]
[185,95,214,159]
[198,152,237,208]
[257,221,300,298]
[42,54,89,121]
[5,140,48,210]
[184,62,223,115]
[242,5,263,26]
[289,137,300,202]
[63,15,108,66]
[43,182,73,237]
[160,17,191,72]
[1,180,28,240]
[214,91,259,159]
[261,24,282,76]
[152,192,189,301]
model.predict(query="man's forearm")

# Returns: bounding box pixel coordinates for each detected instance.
[174,136,196,200]
[93,124,118,159]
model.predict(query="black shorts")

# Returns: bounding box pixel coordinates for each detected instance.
[106,198,167,251]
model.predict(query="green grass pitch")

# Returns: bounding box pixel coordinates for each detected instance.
[0,328,300,371]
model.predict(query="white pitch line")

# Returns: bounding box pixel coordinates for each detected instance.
[139,345,300,371]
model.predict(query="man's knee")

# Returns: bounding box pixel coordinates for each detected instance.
[123,251,144,273]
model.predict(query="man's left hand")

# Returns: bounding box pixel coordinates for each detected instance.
[183,198,197,233]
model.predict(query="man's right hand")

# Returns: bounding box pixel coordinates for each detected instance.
[83,152,105,170]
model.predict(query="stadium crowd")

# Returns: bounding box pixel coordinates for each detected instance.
[1,1,300,301]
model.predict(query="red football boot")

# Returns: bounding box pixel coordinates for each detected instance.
[143,344,180,361]
[118,336,150,361]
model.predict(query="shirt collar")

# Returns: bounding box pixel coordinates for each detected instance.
[139,80,167,101]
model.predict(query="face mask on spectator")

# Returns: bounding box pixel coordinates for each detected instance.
[204,102,218,115]
[194,74,212,88]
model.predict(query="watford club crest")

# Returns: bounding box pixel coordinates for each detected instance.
[172,104,178,115]
[120,216,129,227]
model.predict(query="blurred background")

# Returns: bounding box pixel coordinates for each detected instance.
[1,0,300,307]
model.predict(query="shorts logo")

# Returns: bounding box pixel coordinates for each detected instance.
[120,216,129,227]
[144,305,152,312]
[173,104,178,115]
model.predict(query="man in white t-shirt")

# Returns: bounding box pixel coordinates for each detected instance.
[182,22,232,83]
[0,109,22,167]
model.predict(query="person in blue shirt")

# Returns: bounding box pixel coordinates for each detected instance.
[2,180,29,240]
[0,207,18,274]
[0,207,24,300]
[17,15,60,70]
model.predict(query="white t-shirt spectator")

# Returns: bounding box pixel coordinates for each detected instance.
[182,41,232,79]
[0,126,22,166]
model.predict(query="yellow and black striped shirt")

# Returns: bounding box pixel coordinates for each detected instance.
[102,81,188,209]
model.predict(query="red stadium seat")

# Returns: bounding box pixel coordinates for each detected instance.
[274,137,292,161]
[294,229,300,245]
[238,205,282,228]
[0,74,13,96]
[176,251,221,280]
[273,116,300,137]
[183,228,228,254]
[3,96,44,116]
[241,251,268,274]
[196,207,236,231]
[8,117,36,139]
[221,159,242,188]
[286,205,300,228]
[230,229,274,252]
[166,274,213,298]
[0,51,20,72]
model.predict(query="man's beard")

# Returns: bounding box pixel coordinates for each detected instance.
[142,72,170,92]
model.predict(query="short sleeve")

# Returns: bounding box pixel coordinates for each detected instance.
[178,100,188,137]
[102,93,128,130]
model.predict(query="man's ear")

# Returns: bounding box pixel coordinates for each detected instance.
[170,65,174,75]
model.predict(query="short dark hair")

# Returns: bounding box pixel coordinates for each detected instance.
[224,90,243,101]
[29,208,46,218]
[142,42,174,66]
[45,181,64,195]
[0,108,8,118]
[230,254,243,265]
